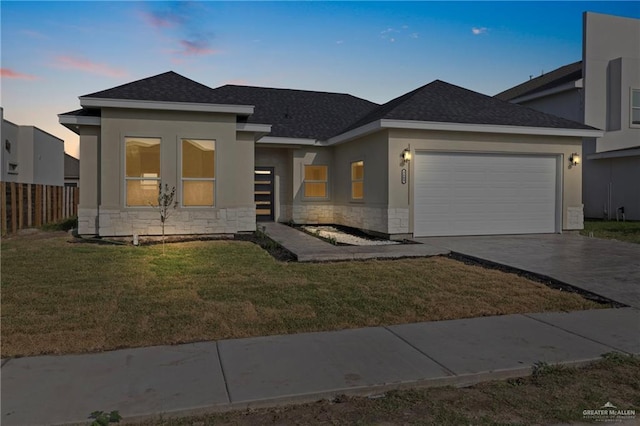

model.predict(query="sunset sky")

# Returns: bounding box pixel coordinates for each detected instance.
[2,1,639,158]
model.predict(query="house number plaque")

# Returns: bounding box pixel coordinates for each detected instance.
[401,168,407,184]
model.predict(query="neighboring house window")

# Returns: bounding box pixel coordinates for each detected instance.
[304,165,328,198]
[182,139,215,207]
[8,163,18,175]
[125,137,161,206]
[5,139,10,153]
[351,161,364,200]
[632,89,640,126]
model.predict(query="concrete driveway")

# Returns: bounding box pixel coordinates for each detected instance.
[417,234,640,309]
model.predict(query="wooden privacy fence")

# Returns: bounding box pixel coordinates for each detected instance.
[1,182,79,235]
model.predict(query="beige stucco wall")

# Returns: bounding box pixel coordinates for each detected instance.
[284,139,402,236]
[78,108,255,236]
[284,128,584,236]
[255,147,293,222]
[388,129,584,233]
[77,126,101,235]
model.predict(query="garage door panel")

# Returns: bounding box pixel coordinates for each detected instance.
[414,152,558,237]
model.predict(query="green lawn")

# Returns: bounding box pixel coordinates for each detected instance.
[1,231,600,358]
[581,219,640,244]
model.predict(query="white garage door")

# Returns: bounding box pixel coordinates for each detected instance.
[414,152,558,237]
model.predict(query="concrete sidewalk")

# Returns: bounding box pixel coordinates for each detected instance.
[261,222,448,262]
[2,307,638,425]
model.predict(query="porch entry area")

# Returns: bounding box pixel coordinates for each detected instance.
[255,167,275,222]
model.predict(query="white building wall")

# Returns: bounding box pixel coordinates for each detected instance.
[520,89,583,123]
[32,127,64,186]
[1,109,64,185]
[583,12,640,153]
[1,109,20,182]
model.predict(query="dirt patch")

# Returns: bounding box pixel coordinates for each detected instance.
[134,355,640,426]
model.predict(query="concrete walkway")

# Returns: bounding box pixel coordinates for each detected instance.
[418,234,640,309]
[2,308,638,425]
[261,222,448,262]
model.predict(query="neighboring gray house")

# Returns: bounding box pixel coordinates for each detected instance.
[60,72,600,239]
[64,153,80,187]
[497,12,640,220]
[1,107,65,186]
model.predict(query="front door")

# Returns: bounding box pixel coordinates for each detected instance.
[255,167,275,222]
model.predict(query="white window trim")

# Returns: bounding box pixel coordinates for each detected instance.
[630,88,640,129]
[303,164,330,201]
[350,160,364,202]
[124,136,161,208]
[180,138,216,208]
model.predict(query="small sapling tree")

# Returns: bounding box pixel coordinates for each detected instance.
[150,183,178,254]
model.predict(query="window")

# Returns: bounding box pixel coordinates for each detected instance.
[8,162,18,175]
[304,165,328,198]
[632,89,640,126]
[182,139,215,206]
[125,137,160,206]
[351,161,364,200]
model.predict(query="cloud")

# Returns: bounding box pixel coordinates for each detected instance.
[138,10,184,29]
[139,3,218,61]
[52,55,127,78]
[0,68,38,80]
[336,40,344,45]
[472,27,488,35]
[381,26,419,43]
[177,39,218,56]
[21,29,46,39]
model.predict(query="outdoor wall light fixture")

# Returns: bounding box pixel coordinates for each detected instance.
[402,148,412,164]
[569,153,581,166]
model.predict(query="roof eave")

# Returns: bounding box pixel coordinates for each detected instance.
[79,97,255,115]
[509,78,583,104]
[257,136,321,146]
[58,113,101,134]
[236,123,272,140]
[327,119,602,144]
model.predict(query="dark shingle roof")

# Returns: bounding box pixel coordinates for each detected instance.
[211,85,379,140]
[59,108,101,117]
[342,79,594,132]
[70,71,595,139]
[495,61,582,101]
[82,71,250,105]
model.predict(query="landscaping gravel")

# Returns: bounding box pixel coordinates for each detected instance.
[301,226,400,246]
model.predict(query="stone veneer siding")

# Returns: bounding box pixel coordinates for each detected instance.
[78,208,99,235]
[80,207,256,237]
[290,204,410,237]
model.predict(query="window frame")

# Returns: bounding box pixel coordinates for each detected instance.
[350,160,364,201]
[124,136,161,208]
[303,164,329,200]
[180,138,216,208]
[631,88,640,128]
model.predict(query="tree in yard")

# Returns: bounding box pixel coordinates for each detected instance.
[150,183,178,254]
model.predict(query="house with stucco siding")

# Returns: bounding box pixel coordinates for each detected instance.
[496,12,640,220]
[59,71,601,239]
